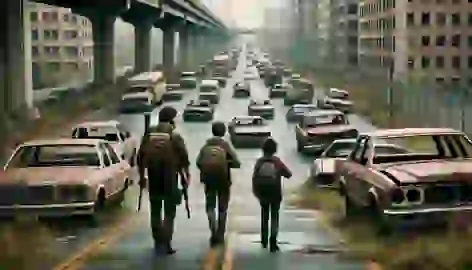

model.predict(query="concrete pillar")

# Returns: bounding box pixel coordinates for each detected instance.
[1,0,33,115]
[89,14,116,84]
[178,26,189,71]
[163,27,176,80]
[134,23,152,73]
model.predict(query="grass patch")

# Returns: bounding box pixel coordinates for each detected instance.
[0,220,59,269]
[291,179,472,270]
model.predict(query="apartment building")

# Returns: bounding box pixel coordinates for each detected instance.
[330,0,359,67]
[29,3,93,88]
[359,0,472,86]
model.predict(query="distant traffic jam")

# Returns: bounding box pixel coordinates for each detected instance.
[3,42,472,234]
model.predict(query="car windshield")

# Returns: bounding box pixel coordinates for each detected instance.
[72,126,120,141]
[234,118,264,126]
[372,134,472,164]
[201,85,217,92]
[181,73,195,78]
[324,142,356,157]
[292,106,315,114]
[126,86,148,93]
[7,145,100,168]
[303,114,347,127]
[122,97,149,104]
[329,91,348,99]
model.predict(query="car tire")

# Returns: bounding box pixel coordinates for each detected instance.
[366,194,392,235]
[296,141,303,152]
[86,189,106,227]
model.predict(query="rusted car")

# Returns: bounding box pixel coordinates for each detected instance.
[0,139,132,219]
[311,139,408,187]
[162,83,184,101]
[180,71,198,89]
[248,99,275,119]
[228,116,271,148]
[295,110,358,153]
[183,99,214,122]
[71,120,138,166]
[337,128,472,229]
[286,103,319,123]
[233,82,251,98]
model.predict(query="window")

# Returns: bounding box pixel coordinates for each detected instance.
[47,62,60,71]
[436,35,446,46]
[63,14,70,22]
[421,56,430,68]
[31,30,38,40]
[71,15,77,24]
[469,13,472,25]
[44,46,59,56]
[408,57,415,69]
[421,12,430,25]
[436,56,444,68]
[44,30,50,40]
[469,36,472,48]
[407,13,414,26]
[42,12,49,21]
[104,144,121,164]
[30,12,38,22]
[32,46,39,56]
[347,4,357,14]
[452,34,461,47]
[452,56,461,69]
[51,30,58,40]
[436,12,446,25]
[468,56,472,68]
[452,13,461,25]
[64,30,78,39]
[65,62,79,70]
[422,36,431,46]
[436,78,445,83]
[64,46,78,56]
[51,12,58,21]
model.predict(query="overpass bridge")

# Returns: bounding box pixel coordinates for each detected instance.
[1,0,228,116]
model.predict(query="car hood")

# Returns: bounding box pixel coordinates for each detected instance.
[249,105,273,110]
[325,98,352,105]
[380,159,472,184]
[233,126,271,134]
[305,125,356,135]
[1,167,99,185]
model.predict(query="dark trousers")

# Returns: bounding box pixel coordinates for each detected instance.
[204,184,230,240]
[149,194,177,248]
[260,200,281,244]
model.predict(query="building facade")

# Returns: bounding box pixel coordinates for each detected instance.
[331,0,359,68]
[359,0,472,86]
[29,3,93,88]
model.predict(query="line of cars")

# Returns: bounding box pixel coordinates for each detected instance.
[255,51,472,231]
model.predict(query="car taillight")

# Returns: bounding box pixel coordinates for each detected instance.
[390,188,405,204]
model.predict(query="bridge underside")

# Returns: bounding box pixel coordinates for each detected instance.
[33,0,130,11]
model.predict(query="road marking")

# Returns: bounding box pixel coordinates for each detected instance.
[52,214,138,270]
[201,248,220,270]
[221,234,234,270]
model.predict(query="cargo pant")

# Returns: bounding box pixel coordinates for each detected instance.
[149,194,177,249]
[204,184,230,243]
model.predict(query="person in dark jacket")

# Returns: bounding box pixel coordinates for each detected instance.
[252,138,292,252]
[137,106,191,255]
[196,122,241,246]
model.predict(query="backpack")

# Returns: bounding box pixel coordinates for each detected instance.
[253,159,278,187]
[142,131,174,165]
[200,144,228,176]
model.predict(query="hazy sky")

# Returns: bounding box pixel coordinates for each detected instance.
[203,0,286,28]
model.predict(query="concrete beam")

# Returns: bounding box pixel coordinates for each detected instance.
[85,12,117,85]
[0,0,33,116]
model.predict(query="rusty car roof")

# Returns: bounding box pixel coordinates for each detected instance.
[73,120,120,128]
[20,138,102,147]
[305,109,344,117]
[362,128,462,138]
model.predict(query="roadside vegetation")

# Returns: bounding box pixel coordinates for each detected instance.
[292,178,472,270]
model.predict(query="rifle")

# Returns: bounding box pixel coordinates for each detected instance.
[179,171,191,219]
[137,113,151,212]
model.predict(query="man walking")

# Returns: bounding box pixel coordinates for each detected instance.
[138,106,191,255]
[196,122,241,246]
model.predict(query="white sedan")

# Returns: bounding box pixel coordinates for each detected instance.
[71,120,138,166]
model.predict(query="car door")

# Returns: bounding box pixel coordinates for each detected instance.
[98,144,115,197]
[343,137,368,202]
[103,143,128,194]
[346,137,375,206]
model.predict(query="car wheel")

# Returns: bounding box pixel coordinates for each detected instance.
[86,189,106,227]
[296,141,303,152]
[366,194,392,235]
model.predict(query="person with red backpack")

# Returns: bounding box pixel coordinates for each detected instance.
[196,122,241,246]
[137,106,191,255]
[252,137,292,252]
